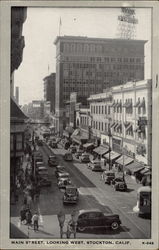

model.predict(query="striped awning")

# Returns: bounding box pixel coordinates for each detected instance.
[125,161,145,174]
[93,145,109,155]
[116,155,134,166]
[104,151,121,161]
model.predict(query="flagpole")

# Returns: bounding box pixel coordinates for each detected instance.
[59,17,62,36]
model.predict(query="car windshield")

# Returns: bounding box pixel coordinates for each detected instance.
[115,178,123,182]
[107,173,115,176]
[66,188,77,194]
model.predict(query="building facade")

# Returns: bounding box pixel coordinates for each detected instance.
[54,35,146,134]
[43,73,56,113]
[88,79,152,166]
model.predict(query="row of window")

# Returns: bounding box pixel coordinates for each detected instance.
[91,105,111,115]
[91,120,146,139]
[62,43,142,58]
[63,62,143,70]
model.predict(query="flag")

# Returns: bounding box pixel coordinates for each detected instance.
[48,64,50,74]
[60,17,62,26]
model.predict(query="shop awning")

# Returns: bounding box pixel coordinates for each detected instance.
[93,145,109,155]
[72,135,88,144]
[83,143,94,149]
[140,168,151,175]
[104,151,121,161]
[116,155,134,166]
[125,161,145,174]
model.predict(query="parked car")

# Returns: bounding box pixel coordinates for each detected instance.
[37,139,43,146]
[75,150,84,159]
[48,155,58,167]
[57,171,70,180]
[101,170,115,184]
[111,177,127,191]
[51,142,58,148]
[58,178,72,189]
[63,152,73,161]
[39,177,51,187]
[55,165,66,177]
[36,161,45,169]
[69,208,121,232]
[69,146,77,154]
[80,153,90,163]
[63,186,79,204]
[64,141,70,150]
[37,166,49,176]
[88,160,103,172]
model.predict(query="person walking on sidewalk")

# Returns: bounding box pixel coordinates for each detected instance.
[32,212,39,232]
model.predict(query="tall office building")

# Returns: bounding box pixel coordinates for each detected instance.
[43,73,56,113]
[54,36,146,134]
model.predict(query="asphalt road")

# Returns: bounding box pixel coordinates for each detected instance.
[35,142,151,239]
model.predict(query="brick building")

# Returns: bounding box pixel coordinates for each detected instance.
[54,36,146,134]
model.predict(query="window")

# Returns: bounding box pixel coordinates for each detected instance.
[99,106,101,114]
[105,105,107,114]
[102,106,104,114]
[96,106,98,114]
[101,122,103,131]
[96,121,98,129]
[108,106,110,114]
[99,122,100,130]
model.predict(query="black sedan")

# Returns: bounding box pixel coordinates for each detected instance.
[69,208,121,232]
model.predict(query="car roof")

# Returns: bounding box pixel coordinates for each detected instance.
[104,170,115,174]
[79,208,102,215]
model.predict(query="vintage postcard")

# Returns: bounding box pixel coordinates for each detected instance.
[0,0,159,249]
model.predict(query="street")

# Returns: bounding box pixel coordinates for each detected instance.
[10,142,151,239]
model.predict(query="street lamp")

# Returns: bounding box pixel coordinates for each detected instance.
[108,127,112,170]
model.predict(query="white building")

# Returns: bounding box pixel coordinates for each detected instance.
[87,79,152,166]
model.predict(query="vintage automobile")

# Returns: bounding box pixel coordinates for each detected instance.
[57,171,70,180]
[80,153,90,163]
[55,165,66,177]
[69,208,121,232]
[51,142,58,148]
[37,139,43,146]
[63,152,73,161]
[69,146,77,154]
[39,177,52,187]
[102,170,115,185]
[75,150,84,159]
[111,177,127,191]
[37,166,49,176]
[58,178,72,189]
[63,186,79,204]
[87,160,103,172]
[48,155,58,167]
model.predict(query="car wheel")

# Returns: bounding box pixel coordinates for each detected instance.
[78,226,86,232]
[111,221,119,230]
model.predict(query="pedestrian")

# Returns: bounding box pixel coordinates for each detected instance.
[26,209,32,225]
[32,212,39,232]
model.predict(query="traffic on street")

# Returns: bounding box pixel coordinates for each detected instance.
[10,127,151,239]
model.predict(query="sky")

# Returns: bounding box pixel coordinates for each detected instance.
[14,7,151,105]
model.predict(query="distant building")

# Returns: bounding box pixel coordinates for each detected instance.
[54,35,146,134]
[31,100,44,120]
[43,73,56,113]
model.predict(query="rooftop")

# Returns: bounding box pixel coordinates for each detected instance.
[54,35,147,45]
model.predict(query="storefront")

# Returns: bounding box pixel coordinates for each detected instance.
[103,151,121,167]
[115,155,134,171]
